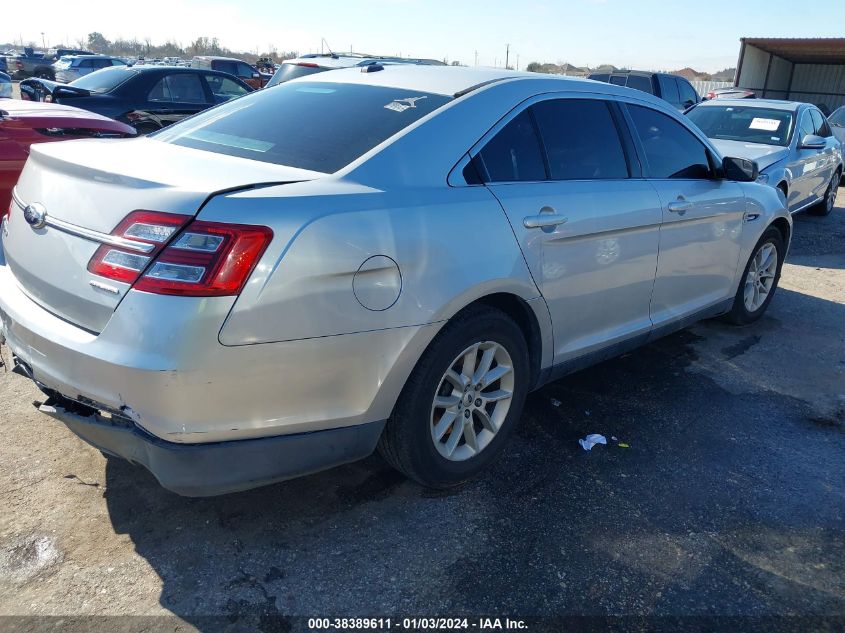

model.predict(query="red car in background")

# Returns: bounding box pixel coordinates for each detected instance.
[0,100,135,212]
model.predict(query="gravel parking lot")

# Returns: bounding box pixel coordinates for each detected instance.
[0,192,843,631]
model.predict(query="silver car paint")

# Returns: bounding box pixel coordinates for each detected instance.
[0,67,790,447]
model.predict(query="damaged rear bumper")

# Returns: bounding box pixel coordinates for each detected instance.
[38,393,385,496]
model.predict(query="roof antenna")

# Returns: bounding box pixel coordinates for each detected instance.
[321,38,337,59]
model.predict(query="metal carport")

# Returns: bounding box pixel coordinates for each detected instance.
[735,37,845,112]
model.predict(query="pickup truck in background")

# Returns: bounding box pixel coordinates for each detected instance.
[7,47,94,80]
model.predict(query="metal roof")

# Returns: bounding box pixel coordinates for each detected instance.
[742,38,845,64]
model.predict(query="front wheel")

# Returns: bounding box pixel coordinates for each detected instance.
[378,305,529,488]
[723,227,785,325]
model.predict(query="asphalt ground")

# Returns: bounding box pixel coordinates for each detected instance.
[0,176,842,630]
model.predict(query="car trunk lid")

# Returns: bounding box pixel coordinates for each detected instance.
[3,137,323,333]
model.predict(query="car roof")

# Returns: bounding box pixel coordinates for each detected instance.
[283,64,672,108]
[283,54,444,70]
[696,98,804,111]
[194,56,249,62]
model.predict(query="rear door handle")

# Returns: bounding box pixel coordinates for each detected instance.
[667,200,692,214]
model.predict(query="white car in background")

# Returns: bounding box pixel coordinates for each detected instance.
[53,55,127,83]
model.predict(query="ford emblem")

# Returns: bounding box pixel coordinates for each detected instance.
[23,203,48,229]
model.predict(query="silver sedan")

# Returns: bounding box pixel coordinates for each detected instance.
[0,66,791,496]
[686,99,843,216]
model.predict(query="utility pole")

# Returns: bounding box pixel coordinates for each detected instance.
[474,50,478,67]
[41,32,46,49]
[505,43,509,69]
[516,54,520,71]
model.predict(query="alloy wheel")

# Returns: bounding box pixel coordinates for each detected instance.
[743,242,778,312]
[430,341,514,462]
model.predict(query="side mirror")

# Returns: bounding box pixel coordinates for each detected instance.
[252,72,260,79]
[799,134,826,150]
[722,156,759,182]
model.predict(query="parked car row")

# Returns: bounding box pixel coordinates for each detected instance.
[2,64,828,497]
[20,65,252,134]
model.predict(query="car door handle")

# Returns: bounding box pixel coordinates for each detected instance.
[667,200,692,214]
[523,213,568,229]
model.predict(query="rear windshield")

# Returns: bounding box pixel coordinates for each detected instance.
[154,81,451,173]
[265,64,328,88]
[71,66,135,93]
[687,105,794,147]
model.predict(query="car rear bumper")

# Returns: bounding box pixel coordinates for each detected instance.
[0,245,437,445]
[34,393,384,496]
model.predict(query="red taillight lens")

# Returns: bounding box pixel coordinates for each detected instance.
[88,212,273,297]
[87,211,191,284]
[133,221,272,296]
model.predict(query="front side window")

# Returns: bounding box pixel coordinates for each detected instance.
[609,75,627,86]
[798,111,815,142]
[154,82,451,173]
[237,63,254,78]
[588,73,609,83]
[626,75,654,95]
[476,110,546,182]
[204,75,249,102]
[628,104,712,179]
[810,109,830,137]
[531,99,628,180]
[686,105,794,147]
[830,107,845,128]
[678,80,698,107]
[658,75,680,106]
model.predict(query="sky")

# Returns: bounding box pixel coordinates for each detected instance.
[2,0,841,73]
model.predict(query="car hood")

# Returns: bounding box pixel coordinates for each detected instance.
[710,139,790,172]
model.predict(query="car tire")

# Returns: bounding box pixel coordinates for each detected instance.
[809,170,840,216]
[723,227,785,325]
[378,305,529,488]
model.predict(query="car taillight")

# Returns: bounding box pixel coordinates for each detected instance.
[88,211,191,284]
[87,211,272,297]
[132,221,273,296]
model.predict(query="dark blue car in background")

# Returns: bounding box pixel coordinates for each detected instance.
[20,65,252,134]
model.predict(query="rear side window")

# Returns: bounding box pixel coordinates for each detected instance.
[658,75,680,106]
[628,105,712,179]
[148,73,208,103]
[477,110,546,182]
[531,99,628,180]
[589,74,609,83]
[155,82,451,173]
[625,75,654,95]
[610,75,627,86]
[214,60,238,75]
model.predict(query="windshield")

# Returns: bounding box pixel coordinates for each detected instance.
[70,66,135,93]
[154,81,451,173]
[830,107,845,127]
[265,63,328,88]
[687,105,794,147]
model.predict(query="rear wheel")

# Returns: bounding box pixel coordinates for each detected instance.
[378,305,529,488]
[809,170,840,216]
[723,227,784,325]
